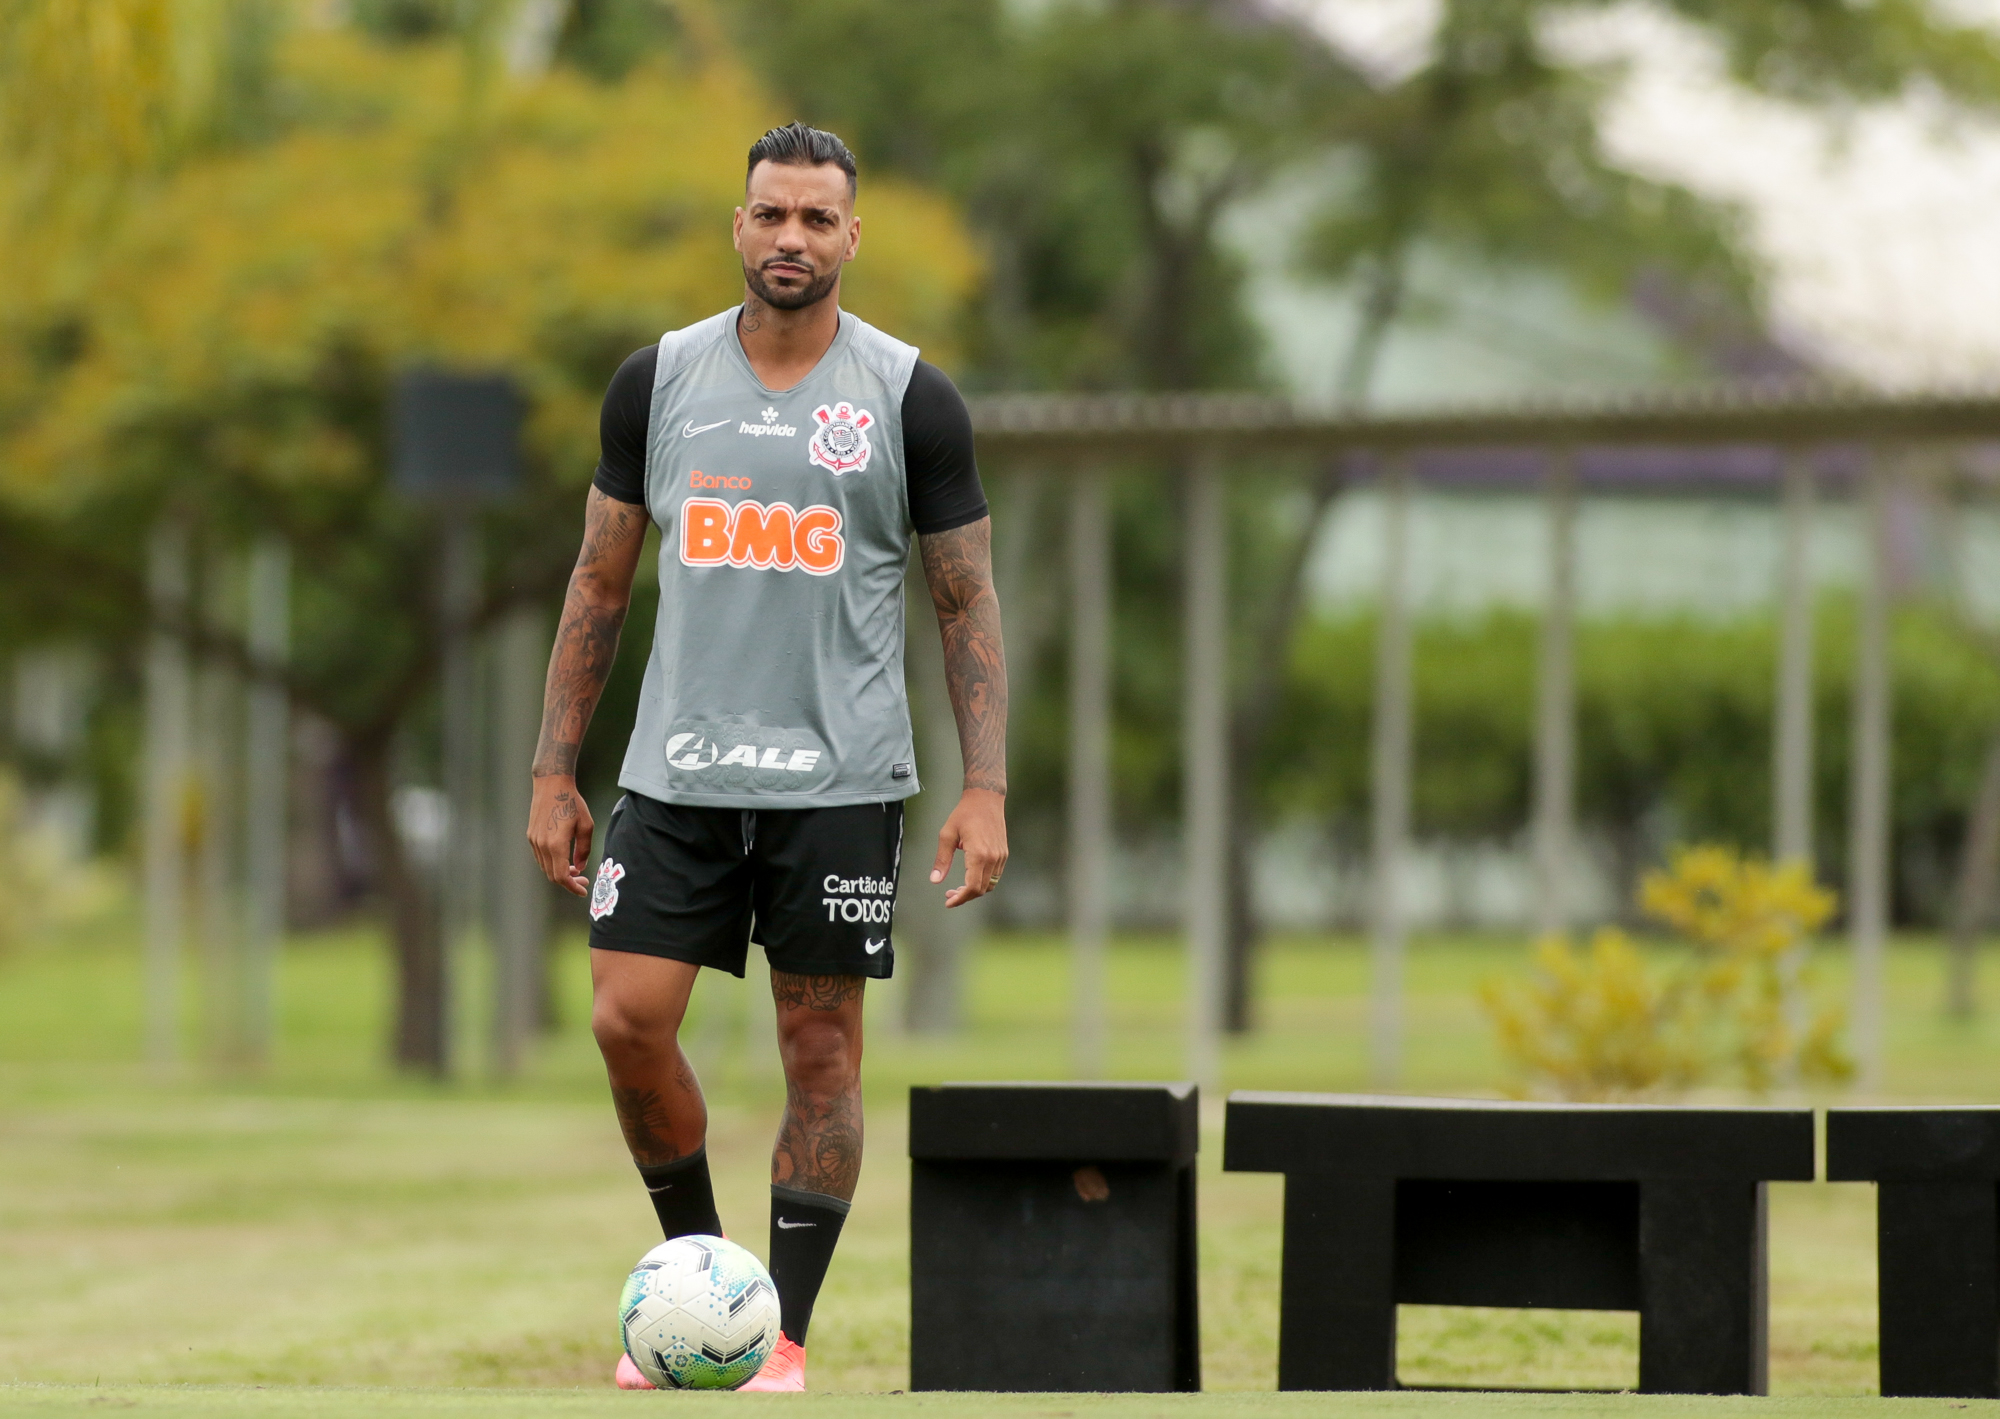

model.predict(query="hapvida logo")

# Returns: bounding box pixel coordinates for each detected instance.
[678,497,843,574]
[740,406,796,437]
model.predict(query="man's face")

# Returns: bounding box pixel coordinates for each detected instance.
[733,161,859,311]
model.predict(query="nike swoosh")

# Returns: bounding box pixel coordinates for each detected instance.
[775,1217,816,1229]
[864,938,888,955]
[645,1183,674,1194]
[680,417,731,438]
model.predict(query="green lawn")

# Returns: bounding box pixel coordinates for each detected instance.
[6,914,2000,1407]
[2,1388,1997,1418]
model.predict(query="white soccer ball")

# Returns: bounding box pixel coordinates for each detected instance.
[619,1235,780,1390]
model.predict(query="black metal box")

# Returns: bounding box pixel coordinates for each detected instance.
[1224,1092,1814,1394]
[1827,1106,2000,1398]
[908,1082,1199,1392]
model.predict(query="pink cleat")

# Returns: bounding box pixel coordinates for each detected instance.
[615,1353,657,1390]
[737,1336,806,1392]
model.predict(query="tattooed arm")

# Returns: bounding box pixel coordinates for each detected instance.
[918,516,1009,907]
[527,487,649,895]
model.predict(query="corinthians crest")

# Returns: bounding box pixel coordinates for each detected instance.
[590,857,626,921]
[808,401,874,475]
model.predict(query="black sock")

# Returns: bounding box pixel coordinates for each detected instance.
[636,1147,722,1241]
[768,1184,850,1345]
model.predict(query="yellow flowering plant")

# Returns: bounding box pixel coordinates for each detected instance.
[1483,845,1850,1100]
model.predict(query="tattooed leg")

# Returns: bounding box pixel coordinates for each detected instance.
[591,949,707,1166]
[770,970,866,1201]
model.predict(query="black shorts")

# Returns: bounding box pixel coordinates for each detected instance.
[587,792,902,979]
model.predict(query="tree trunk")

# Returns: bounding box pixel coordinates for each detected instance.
[1948,728,2000,1017]
[1220,457,1343,1032]
[351,735,448,1074]
[1219,256,1405,1032]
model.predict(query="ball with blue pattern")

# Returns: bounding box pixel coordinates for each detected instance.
[619,1235,780,1390]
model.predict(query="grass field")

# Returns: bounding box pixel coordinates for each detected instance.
[7,913,2000,1411]
[3,1389,1998,1417]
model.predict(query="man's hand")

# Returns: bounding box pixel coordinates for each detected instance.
[528,774,595,897]
[931,787,1007,908]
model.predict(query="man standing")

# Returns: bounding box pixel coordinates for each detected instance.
[525,122,1007,1392]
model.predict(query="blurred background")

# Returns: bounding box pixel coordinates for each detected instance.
[10,0,2000,1394]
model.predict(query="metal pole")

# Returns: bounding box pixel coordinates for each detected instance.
[438,514,480,1077]
[1533,449,1579,941]
[195,557,240,1062]
[1850,454,1894,1091]
[1183,454,1228,1099]
[1370,455,1414,1087]
[1773,451,1817,867]
[490,605,547,1077]
[143,519,192,1067]
[241,535,289,1066]
[1069,471,1112,1079]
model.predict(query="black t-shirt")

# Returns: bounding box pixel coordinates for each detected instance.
[590,343,988,535]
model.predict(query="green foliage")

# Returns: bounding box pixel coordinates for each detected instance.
[348,0,457,42]
[728,0,2000,403]
[556,0,682,83]
[725,0,1354,391]
[1484,845,1848,1099]
[0,6,978,905]
[1306,0,2000,393]
[1305,9,1754,370]
[0,15,976,665]
[1257,602,2000,921]
[1657,0,2000,106]
[0,765,121,950]
[0,766,58,949]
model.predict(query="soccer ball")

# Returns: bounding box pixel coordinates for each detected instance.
[619,1235,780,1389]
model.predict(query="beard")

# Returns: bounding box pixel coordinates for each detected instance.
[743,255,839,311]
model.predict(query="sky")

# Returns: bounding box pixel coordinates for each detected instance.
[1272,0,2000,392]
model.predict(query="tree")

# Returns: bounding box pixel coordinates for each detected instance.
[0,11,978,1070]
[730,0,2000,1031]
[1234,0,2000,1026]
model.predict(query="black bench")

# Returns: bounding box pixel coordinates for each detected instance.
[1826,1106,2000,1398]
[1223,1092,1814,1393]
[907,1081,1199,1392]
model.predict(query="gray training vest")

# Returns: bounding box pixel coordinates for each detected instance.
[618,306,923,809]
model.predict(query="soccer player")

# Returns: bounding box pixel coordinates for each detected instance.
[525,122,1007,1392]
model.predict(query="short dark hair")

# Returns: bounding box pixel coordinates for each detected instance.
[746,122,857,199]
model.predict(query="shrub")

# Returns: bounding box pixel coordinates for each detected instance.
[1482,845,1849,1099]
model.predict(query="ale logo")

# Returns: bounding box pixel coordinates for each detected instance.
[664,734,718,770]
[664,728,827,779]
[808,401,873,475]
[679,497,844,574]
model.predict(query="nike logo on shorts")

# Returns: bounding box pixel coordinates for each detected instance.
[776,1217,815,1229]
[681,417,731,438]
[864,938,888,955]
